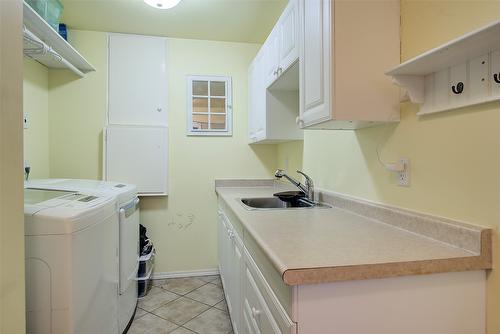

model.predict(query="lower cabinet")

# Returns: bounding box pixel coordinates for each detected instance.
[218,210,296,334]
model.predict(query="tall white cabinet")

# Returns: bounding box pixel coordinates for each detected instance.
[105,34,168,195]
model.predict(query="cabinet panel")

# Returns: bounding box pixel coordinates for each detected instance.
[279,0,299,72]
[248,51,266,143]
[299,0,331,127]
[108,34,167,126]
[105,125,168,195]
[469,54,489,101]
[264,29,281,87]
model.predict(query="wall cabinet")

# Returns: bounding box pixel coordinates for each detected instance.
[298,0,400,129]
[105,34,168,196]
[247,0,302,144]
[108,34,168,126]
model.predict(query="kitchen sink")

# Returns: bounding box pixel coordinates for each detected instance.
[240,197,330,210]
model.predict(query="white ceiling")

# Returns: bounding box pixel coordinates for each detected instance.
[60,0,287,43]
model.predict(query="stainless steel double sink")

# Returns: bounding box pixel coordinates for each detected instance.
[240,197,330,210]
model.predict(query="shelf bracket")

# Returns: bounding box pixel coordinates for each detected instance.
[391,75,425,104]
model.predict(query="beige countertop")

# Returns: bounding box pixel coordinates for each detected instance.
[216,184,492,285]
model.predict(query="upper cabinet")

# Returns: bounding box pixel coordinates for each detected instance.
[108,34,168,126]
[248,0,302,144]
[386,20,500,115]
[298,0,401,129]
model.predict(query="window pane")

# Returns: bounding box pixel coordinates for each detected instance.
[210,114,226,130]
[210,98,226,113]
[210,81,226,96]
[193,80,208,96]
[193,98,208,113]
[192,114,209,130]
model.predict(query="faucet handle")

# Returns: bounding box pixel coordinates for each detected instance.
[275,169,285,178]
[296,170,313,184]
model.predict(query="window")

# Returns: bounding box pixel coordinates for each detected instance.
[187,76,232,136]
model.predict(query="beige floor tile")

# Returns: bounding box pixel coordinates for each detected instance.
[184,308,233,334]
[152,297,210,325]
[210,277,222,287]
[171,327,197,334]
[185,284,224,306]
[128,313,179,334]
[135,307,149,320]
[198,275,218,283]
[213,299,228,313]
[152,279,169,287]
[161,277,207,295]
[139,287,180,312]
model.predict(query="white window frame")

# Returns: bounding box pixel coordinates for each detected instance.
[187,75,232,136]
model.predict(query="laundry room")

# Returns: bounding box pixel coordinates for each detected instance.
[2,0,500,333]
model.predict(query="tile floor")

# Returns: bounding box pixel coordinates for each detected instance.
[129,275,233,334]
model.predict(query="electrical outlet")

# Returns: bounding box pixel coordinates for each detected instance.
[398,158,410,187]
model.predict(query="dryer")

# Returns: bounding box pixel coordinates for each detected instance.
[26,179,139,333]
[24,188,119,334]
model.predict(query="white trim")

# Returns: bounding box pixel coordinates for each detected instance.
[186,75,233,136]
[151,268,220,280]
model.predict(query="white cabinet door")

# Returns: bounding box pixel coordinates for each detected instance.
[105,125,168,195]
[248,51,267,143]
[108,34,168,126]
[264,29,281,87]
[279,0,299,72]
[299,0,332,127]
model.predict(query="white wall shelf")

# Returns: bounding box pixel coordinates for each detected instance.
[386,19,500,115]
[23,2,95,76]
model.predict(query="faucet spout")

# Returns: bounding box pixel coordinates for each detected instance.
[274,169,315,202]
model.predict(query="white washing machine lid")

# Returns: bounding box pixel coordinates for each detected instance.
[26,179,137,205]
[24,189,117,236]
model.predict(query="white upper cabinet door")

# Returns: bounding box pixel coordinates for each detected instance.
[108,34,168,126]
[264,28,281,87]
[248,50,267,143]
[299,0,332,128]
[278,0,299,72]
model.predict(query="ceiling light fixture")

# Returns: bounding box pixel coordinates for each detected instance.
[144,0,181,9]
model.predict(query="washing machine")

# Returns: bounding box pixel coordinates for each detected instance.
[26,179,140,333]
[24,188,119,334]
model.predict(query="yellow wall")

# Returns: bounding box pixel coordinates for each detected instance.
[0,1,25,332]
[47,30,277,273]
[24,58,50,179]
[277,1,500,332]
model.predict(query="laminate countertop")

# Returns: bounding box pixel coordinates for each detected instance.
[216,183,492,285]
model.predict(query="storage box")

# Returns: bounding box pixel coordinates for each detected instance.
[25,0,63,32]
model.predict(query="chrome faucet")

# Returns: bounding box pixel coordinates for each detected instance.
[274,169,315,202]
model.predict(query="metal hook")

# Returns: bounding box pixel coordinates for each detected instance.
[451,82,464,95]
[494,73,500,84]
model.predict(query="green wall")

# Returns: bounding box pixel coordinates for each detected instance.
[23,58,50,179]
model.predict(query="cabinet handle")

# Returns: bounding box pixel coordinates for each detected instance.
[273,69,278,76]
[156,108,162,112]
[277,67,283,75]
[451,82,464,95]
[296,116,304,126]
[251,307,261,319]
[494,73,500,84]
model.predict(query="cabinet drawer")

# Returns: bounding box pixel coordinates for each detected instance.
[244,268,281,334]
[244,249,296,334]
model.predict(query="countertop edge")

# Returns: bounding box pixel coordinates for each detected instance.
[216,183,493,286]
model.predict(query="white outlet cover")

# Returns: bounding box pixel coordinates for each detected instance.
[398,158,410,187]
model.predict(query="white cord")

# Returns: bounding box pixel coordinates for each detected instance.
[376,146,405,172]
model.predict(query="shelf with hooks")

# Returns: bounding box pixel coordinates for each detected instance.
[23,1,95,77]
[386,19,500,115]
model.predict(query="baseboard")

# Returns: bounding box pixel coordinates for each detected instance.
[151,268,219,280]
